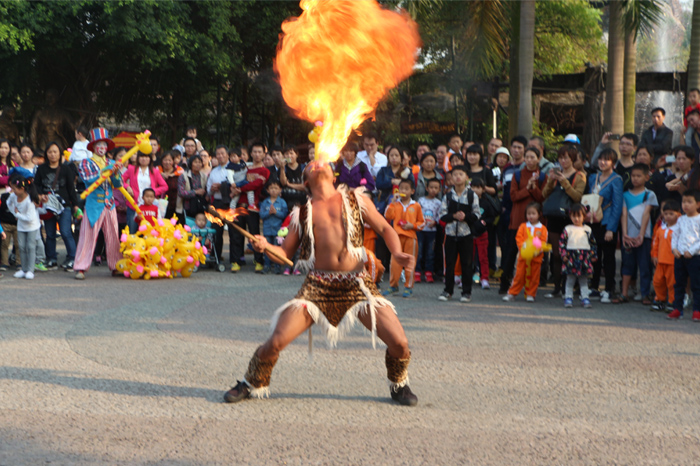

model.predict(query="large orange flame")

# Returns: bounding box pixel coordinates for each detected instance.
[205,207,248,227]
[275,0,421,164]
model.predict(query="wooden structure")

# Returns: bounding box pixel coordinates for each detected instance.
[486,66,686,154]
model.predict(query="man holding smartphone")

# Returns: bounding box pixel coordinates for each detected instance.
[591,132,638,191]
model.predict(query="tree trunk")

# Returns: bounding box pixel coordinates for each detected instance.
[517,0,535,139]
[623,31,637,134]
[508,0,521,142]
[688,0,700,94]
[605,0,625,140]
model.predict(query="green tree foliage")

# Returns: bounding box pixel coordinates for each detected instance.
[0,0,301,147]
[0,0,608,150]
[531,0,606,76]
[0,2,33,53]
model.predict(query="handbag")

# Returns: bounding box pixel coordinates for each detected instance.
[581,193,602,222]
[583,173,616,223]
[483,192,501,214]
[543,173,579,218]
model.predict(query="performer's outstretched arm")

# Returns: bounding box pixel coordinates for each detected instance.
[362,197,415,272]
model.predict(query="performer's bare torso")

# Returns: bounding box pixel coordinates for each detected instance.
[310,192,362,272]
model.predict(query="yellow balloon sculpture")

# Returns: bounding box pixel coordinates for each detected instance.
[116,215,207,279]
[520,229,552,289]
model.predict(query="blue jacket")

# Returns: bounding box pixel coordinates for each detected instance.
[588,172,623,233]
[260,197,288,236]
[375,165,412,213]
[78,157,118,227]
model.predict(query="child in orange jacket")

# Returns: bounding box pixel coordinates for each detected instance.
[651,200,681,311]
[383,179,424,298]
[361,191,378,254]
[503,203,548,302]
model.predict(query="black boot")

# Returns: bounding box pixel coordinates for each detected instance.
[498,277,510,295]
[391,385,418,406]
[223,380,250,403]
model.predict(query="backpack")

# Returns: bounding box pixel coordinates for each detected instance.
[446,189,486,236]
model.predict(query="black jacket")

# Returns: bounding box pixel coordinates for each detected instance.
[640,124,673,158]
[35,162,79,208]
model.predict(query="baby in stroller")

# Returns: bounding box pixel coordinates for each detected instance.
[189,213,226,272]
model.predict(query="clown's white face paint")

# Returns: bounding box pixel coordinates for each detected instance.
[94,141,108,157]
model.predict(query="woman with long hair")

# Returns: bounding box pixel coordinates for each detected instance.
[122,151,168,232]
[542,145,587,298]
[158,150,184,219]
[35,142,79,271]
[0,138,13,190]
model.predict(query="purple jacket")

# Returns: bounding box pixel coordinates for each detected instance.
[335,158,375,191]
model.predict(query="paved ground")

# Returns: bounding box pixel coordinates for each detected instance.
[1,256,699,465]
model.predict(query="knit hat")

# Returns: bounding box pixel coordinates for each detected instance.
[87,128,115,153]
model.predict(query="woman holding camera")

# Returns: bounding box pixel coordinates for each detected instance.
[542,145,587,298]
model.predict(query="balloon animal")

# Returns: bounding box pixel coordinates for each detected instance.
[520,229,552,289]
[115,216,207,279]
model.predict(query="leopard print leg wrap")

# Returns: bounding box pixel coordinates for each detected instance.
[243,346,279,398]
[385,349,411,391]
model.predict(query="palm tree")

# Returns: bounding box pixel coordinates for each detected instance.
[398,0,506,135]
[517,0,535,138]
[621,0,665,133]
[688,1,700,93]
[605,0,625,137]
[508,1,520,142]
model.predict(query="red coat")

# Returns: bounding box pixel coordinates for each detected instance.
[123,165,168,198]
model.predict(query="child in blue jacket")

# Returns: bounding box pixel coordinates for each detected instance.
[260,180,288,274]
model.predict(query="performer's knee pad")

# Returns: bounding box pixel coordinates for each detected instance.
[385,348,411,389]
[244,346,279,389]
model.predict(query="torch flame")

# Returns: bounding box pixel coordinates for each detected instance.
[275,0,420,164]
[205,207,248,227]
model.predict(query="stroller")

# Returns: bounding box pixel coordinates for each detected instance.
[184,214,226,272]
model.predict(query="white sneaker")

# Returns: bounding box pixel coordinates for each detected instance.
[502,294,515,302]
[634,293,643,302]
[481,279,490,289]
[526,296,535,303]
[25,271,34,280]
[13,270,25,278]
[600,291,612,304]
[684,295,691,309]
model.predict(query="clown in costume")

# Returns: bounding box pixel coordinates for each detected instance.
[224,161,418,406]
[74,128,123,279]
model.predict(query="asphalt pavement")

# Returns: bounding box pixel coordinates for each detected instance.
[1,258,699,465]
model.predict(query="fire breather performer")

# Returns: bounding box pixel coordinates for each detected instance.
[224,161,418,406]
[224,0,421,406]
